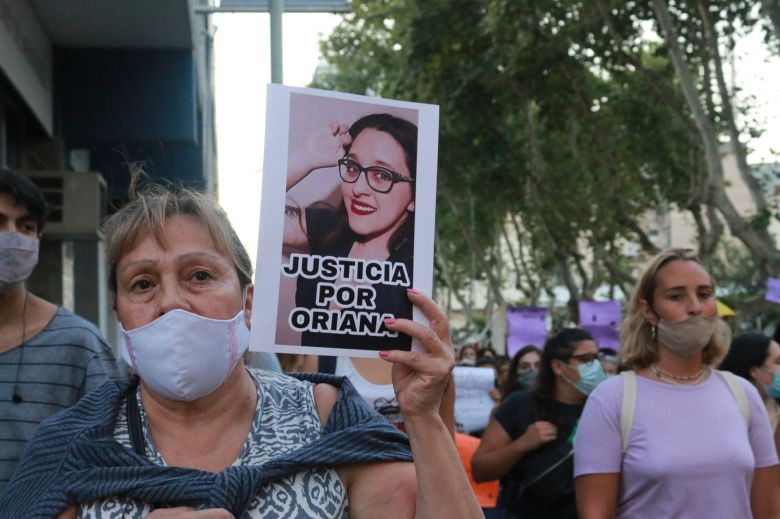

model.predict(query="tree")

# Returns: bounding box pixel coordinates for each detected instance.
[313,0,780,335]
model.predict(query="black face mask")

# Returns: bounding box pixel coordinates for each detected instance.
[516,369,538,390]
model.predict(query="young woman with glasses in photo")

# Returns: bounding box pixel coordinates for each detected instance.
[285,113,416,353]
[471,329,607,519]
[284,114,443,434]
[574,248,780,519]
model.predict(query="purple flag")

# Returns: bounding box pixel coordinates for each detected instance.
[585,325,621,350]
[767,278,780,304]
[506,306,548,357]
[579,300,622,350]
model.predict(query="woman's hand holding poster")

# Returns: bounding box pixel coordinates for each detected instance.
[249,85,439,358]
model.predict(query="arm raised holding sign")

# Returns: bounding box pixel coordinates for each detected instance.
[330,289,480,519]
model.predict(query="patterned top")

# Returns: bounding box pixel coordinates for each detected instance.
[0,307,122,494]
[77,368,347,518]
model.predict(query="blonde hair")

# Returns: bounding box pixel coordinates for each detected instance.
[620,248,725,369]
[102,173,252,302]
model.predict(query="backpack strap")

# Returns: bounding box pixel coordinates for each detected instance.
[620,371,637,455]
[717,370,751,427]
[619,370,751,457]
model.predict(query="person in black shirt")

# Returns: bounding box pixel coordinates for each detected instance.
[472,329,606,519]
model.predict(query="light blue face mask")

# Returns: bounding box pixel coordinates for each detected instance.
[765,370,780,399]
[564,359,608,395]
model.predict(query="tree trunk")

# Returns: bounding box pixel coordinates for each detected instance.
[699,0,768,214]
[510,213,542,302]
[761,0,780,53]
[498,210,528,295]
[434,230,478,327]
[440,184,506,307]
[651,0,780,276]
[522,102,580,321]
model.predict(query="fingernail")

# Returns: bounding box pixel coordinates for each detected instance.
[384,317,397,325]
[407,288,420,294]
[379,351,389,358]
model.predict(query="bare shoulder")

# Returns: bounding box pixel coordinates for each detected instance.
[337,461,416,519]
[56,505,77,519]
[313,382,340,427]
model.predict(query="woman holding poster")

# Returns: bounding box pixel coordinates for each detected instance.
[0,178,481,519]
[284,112,416,351]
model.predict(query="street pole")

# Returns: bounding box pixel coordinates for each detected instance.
[269,0,283,84]
[194,1,349,83]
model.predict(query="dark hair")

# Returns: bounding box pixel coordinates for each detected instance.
[535,328,594,424]
[0,168,48,232]
[479,346,497,359]
[458,344,478,361]
[476,357,496,368]
[345,113,417,260]
[500,345,542,401]
[719,333,772,383]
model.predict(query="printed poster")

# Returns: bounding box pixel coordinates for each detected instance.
[578,300,622,350]
[506,306,548,357]
[249,85,439,357]
[766,278,780,304]
[453,366,496,434]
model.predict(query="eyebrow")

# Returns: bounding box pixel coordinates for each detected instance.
[663,284,714,291]
[345,153,399,171]
[119,251,227,275]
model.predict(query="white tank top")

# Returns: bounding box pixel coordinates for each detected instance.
[335,357,404,429]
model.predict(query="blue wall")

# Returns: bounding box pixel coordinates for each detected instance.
[56,48,198,143]
[54,48,206,198]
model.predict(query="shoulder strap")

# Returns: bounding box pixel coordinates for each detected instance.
[318,356,337,375]
[620,371,637,455]
[127,380,146,457]
[717,370,751,427]
[518,449,574,492]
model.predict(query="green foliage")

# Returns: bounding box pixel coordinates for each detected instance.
[312,0,778,332]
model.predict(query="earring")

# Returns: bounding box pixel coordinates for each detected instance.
[651,324,657,341]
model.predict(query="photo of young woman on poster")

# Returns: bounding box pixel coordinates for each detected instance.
[281,110,417,351]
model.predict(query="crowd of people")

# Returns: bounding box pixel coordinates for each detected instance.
[1,164,780,518]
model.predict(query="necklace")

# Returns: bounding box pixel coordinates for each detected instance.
[650,363,707,384]
[11,290,29,403]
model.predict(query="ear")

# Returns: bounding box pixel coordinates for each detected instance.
[749,365,761,385]
[639,299,658,325]
[243,284,254,330]
[550,359,565,377]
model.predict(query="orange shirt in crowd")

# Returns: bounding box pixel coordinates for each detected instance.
[455,432,499,508]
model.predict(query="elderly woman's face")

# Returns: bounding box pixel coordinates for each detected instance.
[115,214,245,330]
[340,128,414,242]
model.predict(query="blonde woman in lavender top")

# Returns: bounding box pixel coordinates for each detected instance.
[574,248,780,519]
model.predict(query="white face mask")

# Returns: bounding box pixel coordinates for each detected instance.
[0,232,39,293]
[120,308,250,401]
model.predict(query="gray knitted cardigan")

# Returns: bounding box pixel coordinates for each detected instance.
[0,373,412,518]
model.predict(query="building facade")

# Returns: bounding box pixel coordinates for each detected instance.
[0,0,217,344]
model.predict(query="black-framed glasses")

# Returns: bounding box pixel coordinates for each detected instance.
[337,158,415,194]
[568,352,604,364]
